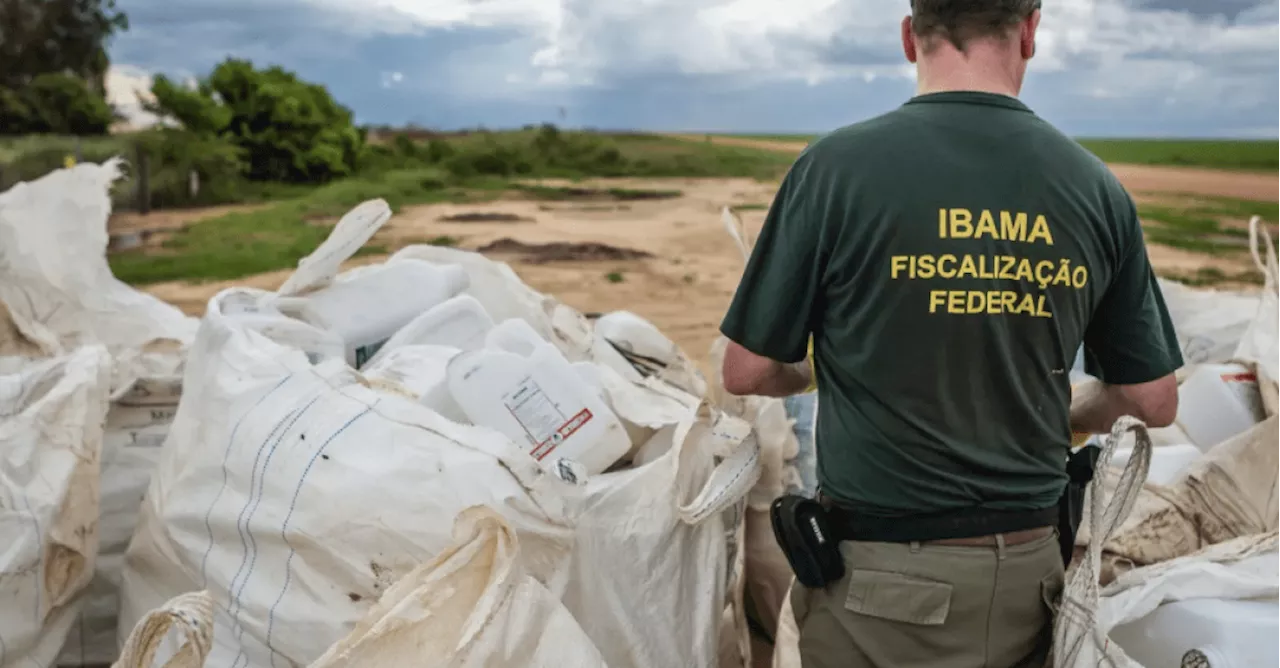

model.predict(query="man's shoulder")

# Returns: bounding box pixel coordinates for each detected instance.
[1023,120,1131,193]
[801,111,912,160]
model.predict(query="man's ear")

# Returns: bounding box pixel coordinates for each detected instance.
[902,15,918,63]
[1021,9,1041,59]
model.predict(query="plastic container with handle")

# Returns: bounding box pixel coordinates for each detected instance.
[447,318,632,476]
[274,259,470,368]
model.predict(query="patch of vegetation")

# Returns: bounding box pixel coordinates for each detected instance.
[605,271,626,284]
[1138,196,1278,256]
[1158,266,1266,288]
[721,134,817,143]
[1078,139,1278,172]
[732,202,770,211]
[148,58,364,184]
[108,168,482,284]
[510,183,682,201]
[1183,196,1280,222]
[0,0,128,136]
[0,73,115,135]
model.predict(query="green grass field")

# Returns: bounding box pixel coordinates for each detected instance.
[719,135,1279,172]
[1077,139,1278,172]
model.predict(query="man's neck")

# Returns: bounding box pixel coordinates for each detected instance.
[914,43,1024,98]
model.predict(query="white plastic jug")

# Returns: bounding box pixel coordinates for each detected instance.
[362,345,469,423]
[1174,363,1267,451]
[1110,596,1279,668]
[274,259,470,368]
[367,295,494,366]
[1109,443,1202,486]
[447,318,632,476]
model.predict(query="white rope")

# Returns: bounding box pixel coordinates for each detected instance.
[1053,416,1153,668]
[112,590,216,668]
[1247,215,1277,285]
[721,206,753,263]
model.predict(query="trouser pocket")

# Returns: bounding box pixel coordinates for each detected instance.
[843,569,954,626]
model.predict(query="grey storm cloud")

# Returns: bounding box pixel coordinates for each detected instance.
[1129,0,1264,19]
[106,0,1279,136]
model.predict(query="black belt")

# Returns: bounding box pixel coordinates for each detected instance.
[824,503,1059,544]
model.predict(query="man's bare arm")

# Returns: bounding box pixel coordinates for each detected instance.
[722,340,813,398]
[1070,373,1178,434]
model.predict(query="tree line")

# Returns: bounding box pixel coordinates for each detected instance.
[0,0,127,134]
[1,0,366,186]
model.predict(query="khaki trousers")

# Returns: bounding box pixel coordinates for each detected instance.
[791,530,1064,668]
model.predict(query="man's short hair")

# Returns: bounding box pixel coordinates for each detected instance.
[909,0,1041,53]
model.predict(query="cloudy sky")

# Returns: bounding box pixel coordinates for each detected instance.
[105,0,1279,137]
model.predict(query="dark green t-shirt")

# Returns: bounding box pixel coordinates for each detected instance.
[720,91,1183,518]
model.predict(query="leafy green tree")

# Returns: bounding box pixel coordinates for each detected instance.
[147,58,364,183]
[0,72,114,134]
[0,0,126,134]
[0,0,128,94]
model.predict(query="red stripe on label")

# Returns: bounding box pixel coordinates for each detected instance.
[533,408,594,461]
[1220,373,1257,383]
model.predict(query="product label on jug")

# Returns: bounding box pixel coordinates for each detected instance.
[504,377,593,460]
[1220,370,1265,421]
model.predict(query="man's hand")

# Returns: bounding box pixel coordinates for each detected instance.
[722,340,813,397]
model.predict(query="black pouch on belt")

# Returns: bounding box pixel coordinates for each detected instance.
[1057,443,1101,566]
[770,494,846,589]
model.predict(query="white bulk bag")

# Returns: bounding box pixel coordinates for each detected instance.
[309,506,608,668]
[117,287,580,667]
[1233,217,1279,383]
[1096,533,1278,668]
[0,159,197,666]
[0,346,113,667]
[119,199,760,668]
[1156,277,1261,369]
[1075,373,1278,584]
[0,158,196,382]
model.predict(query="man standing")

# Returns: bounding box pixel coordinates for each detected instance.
[719,2,1183,667]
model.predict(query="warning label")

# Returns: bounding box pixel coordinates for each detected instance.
[503,377,594,460]
[532,408,593,461]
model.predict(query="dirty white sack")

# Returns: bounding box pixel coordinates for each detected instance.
[0,346,113,668]
[707,336,801,644]
[0,160,197,666]
[1052,418,1280,668]
[112,591,215,668]
[1232,217,1279,383]
[1054,419,1280,660]
[1156,278,1258,367]
[1076,370,1278,584]
[309,506,607,668]
[118,199,759,668]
